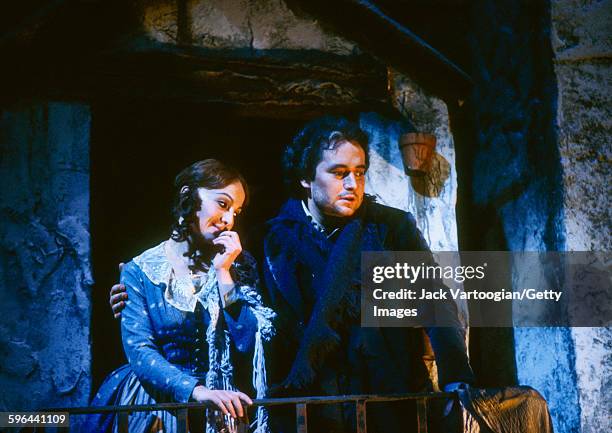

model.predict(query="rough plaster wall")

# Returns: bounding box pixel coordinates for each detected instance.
[553,0,611,250]
[359,75,466,384]
[0,103,92,410]
[361,72,466,321]
[142,0,356,53]
[364,72,458,251]
[551,1,612,432]
[514,327,580,432]
[468,1,580,432]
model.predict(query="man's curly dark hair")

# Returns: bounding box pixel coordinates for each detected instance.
[282,116,370,198]
[170,159,249,245]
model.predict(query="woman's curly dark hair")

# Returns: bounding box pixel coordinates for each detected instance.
[170,159,249,245]
[282,116,369,198]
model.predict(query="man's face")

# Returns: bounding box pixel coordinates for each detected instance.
[301,140,366,218]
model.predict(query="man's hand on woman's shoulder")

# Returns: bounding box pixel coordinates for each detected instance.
[109,263,128,319]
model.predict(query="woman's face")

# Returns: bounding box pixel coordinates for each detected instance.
[193,181,246,243]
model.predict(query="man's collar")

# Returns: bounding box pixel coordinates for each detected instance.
[301,200,340,238]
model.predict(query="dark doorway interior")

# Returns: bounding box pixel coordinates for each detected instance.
[90,100,303,391]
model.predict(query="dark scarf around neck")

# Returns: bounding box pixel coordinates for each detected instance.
[271,200,365,391]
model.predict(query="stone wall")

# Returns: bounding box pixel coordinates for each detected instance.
[362,70,459,252]
[0,103,92,411]
[552,0,611,250]
[390,72,459,253]
[552,1,612,432]
[466,1,611,432]
[466,0,576,431]
[140,0,356,53]
[363,71,465,324]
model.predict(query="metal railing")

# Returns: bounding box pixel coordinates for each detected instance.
[54,391,454,433]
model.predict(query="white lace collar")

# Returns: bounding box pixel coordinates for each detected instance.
[133,240,217,313]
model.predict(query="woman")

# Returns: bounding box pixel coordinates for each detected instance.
[85,159,275,433]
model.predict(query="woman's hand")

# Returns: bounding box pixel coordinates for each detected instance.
[212,231,242,273]
[191,385,253,418]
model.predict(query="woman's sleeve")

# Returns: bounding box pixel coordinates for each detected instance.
[120,262,199,403]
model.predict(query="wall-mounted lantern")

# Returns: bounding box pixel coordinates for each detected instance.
[398,132,437,177]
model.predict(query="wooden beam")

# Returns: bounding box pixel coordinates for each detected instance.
[1,44,392,119]
[291,0,473,102]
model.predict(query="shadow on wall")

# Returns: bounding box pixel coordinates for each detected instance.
[410,152,451,198]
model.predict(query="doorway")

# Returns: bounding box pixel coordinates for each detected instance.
[89,99,303,390]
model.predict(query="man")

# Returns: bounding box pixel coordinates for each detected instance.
[262,116,473,432]
[110,116,474,431]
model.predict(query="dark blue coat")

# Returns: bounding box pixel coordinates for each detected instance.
[263,199,474,432]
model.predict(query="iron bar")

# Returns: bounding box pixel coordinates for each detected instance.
[48,392,453,414]
[356,400,367,433]
[416,398,428,433]
[117,411,128,433]
[296,403,308,433]
[177,408,188,433]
